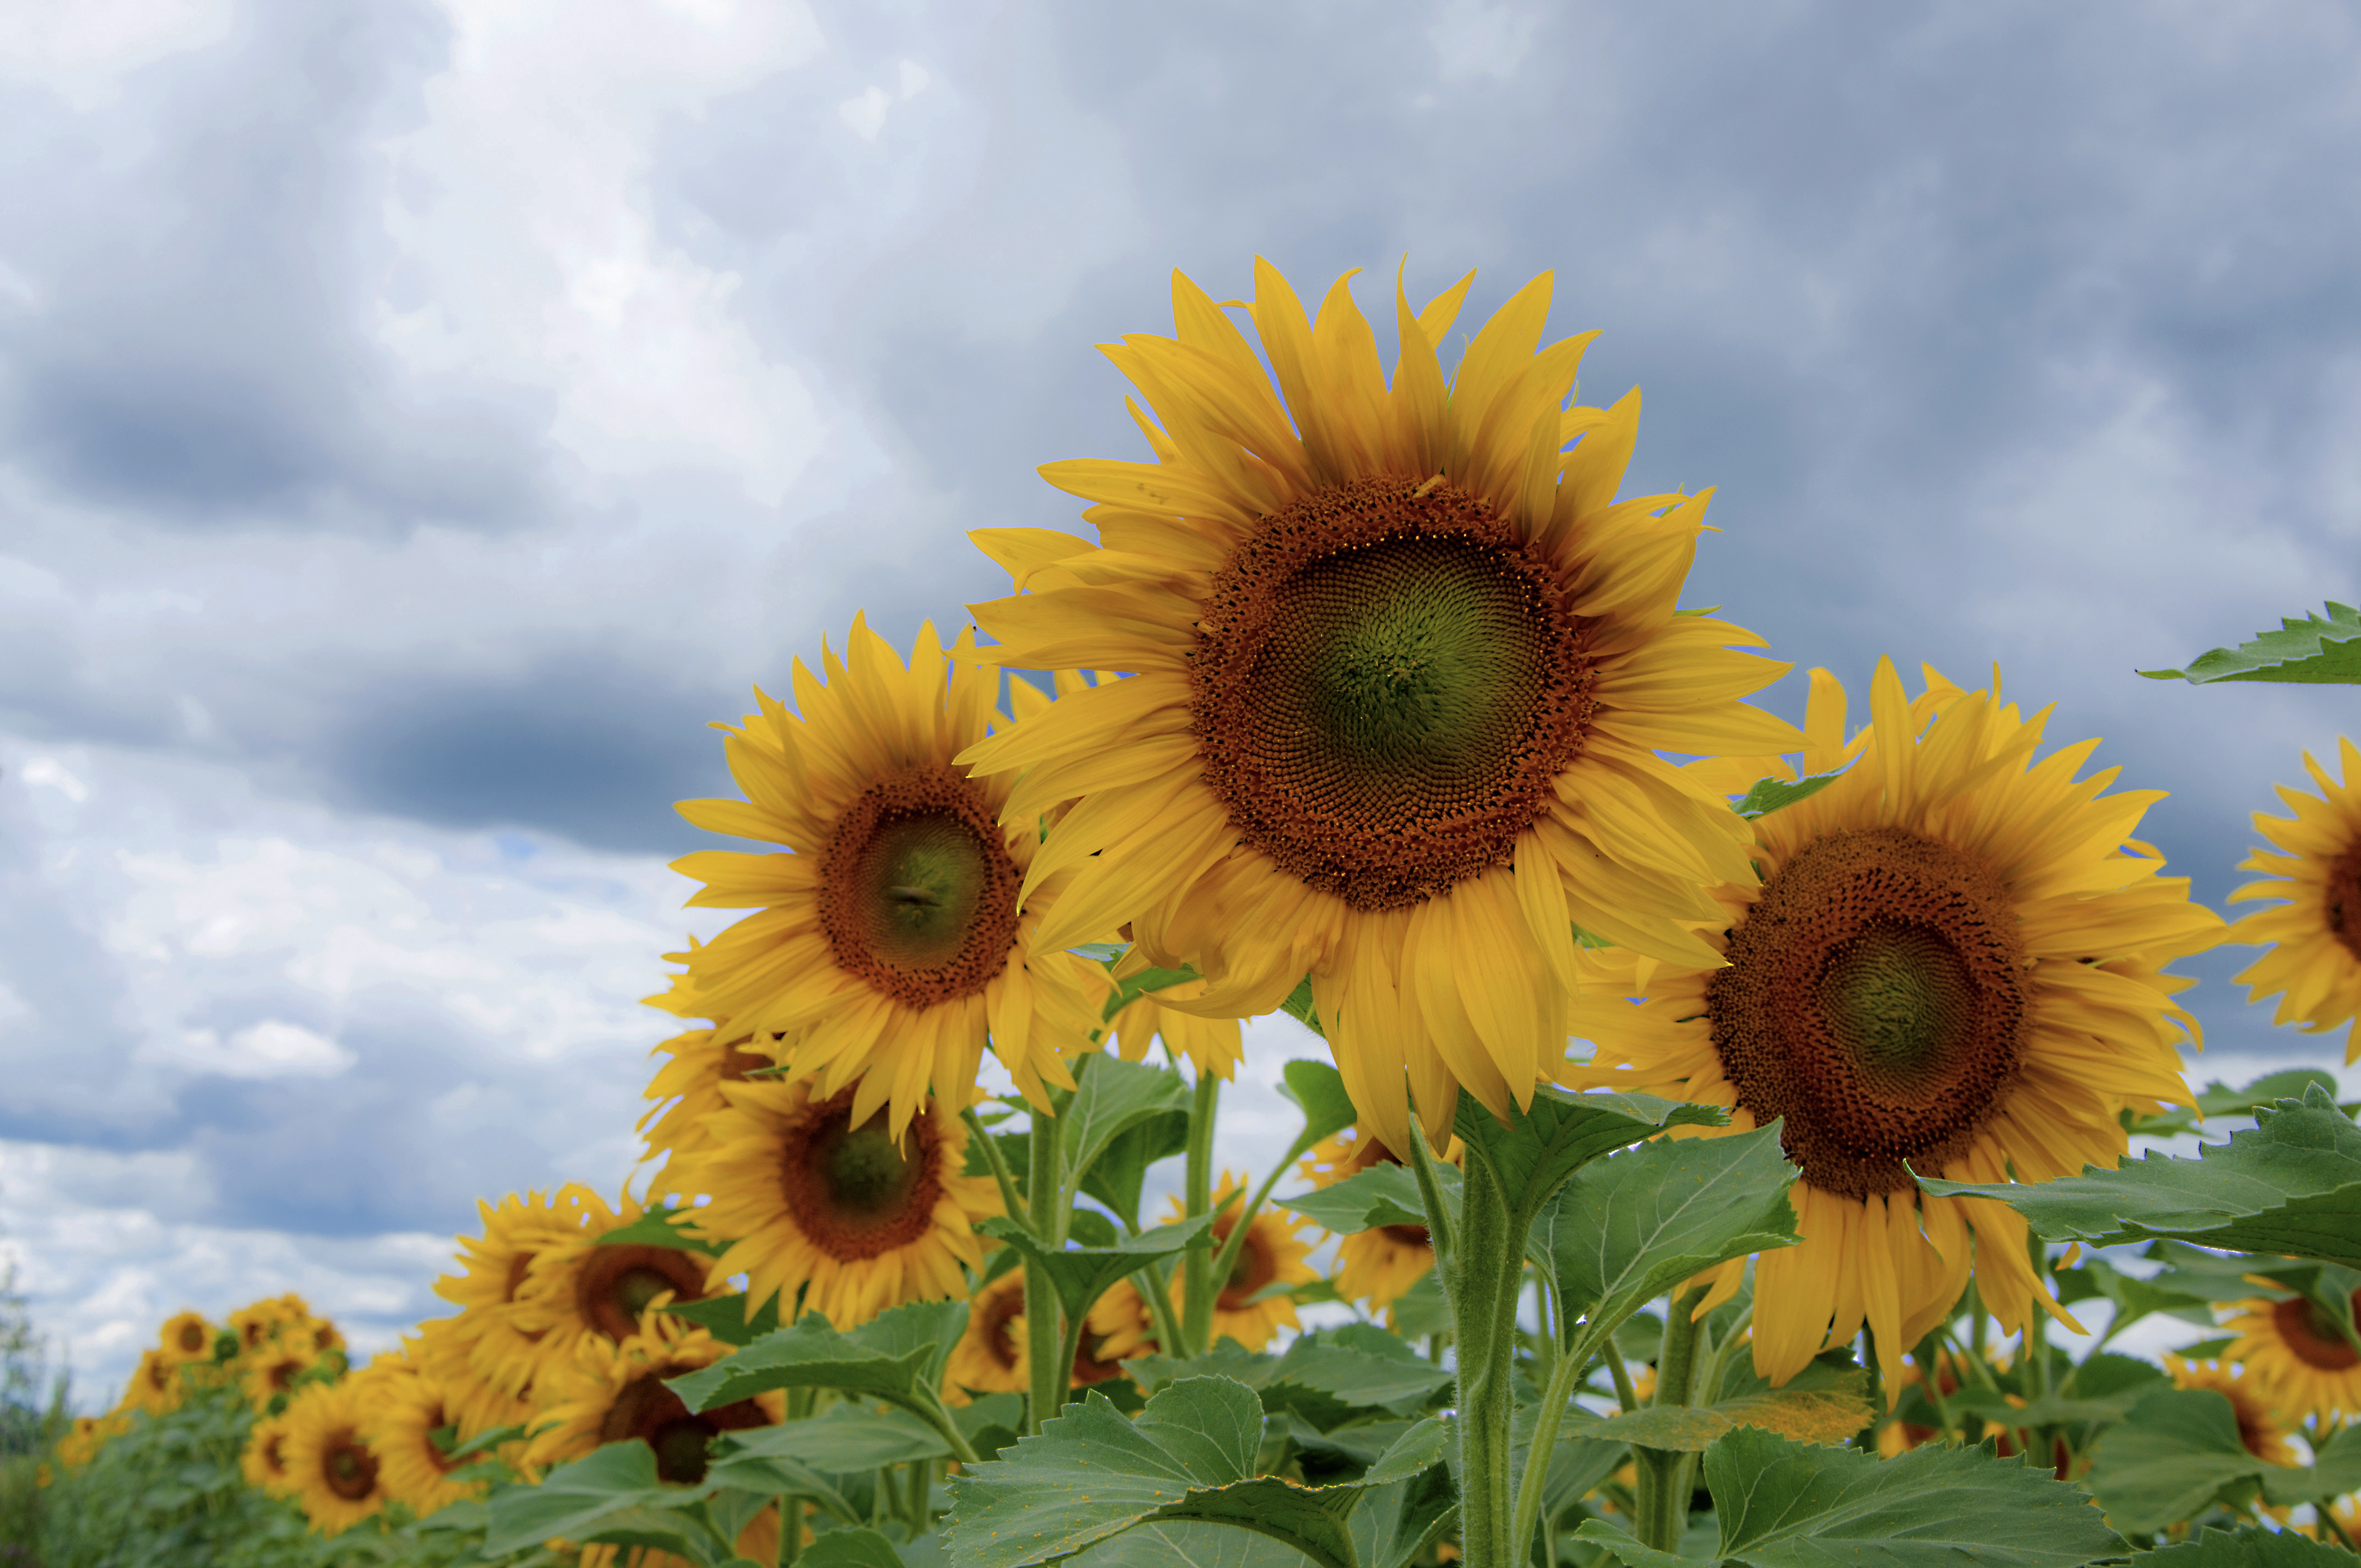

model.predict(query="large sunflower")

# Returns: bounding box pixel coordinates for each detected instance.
[241,1409,297,1496]
[240,1325,323,1412]
[525,1314,780,1479]
[512,1186,717,1368]
[356,1348,481,1518]
[282,1380,389,1536]
[2231,738,2361,1064]
[1297,1126,1459,1314]
[2224,1286,2361,1425]
[423,1186,600,1423]
[673,1076,1000,1328]
[1570,660,2223,1391]
[121,1349,185,1417]
[2168,1355,2299,1464]
[661,617,1111,1139]
[960,260,1797,1153]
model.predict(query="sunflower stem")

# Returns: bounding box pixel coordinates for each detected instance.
[1508,1308,1590,1559]
[1442,1136,1523,1568]
[1023,1106,1066,1434]
[1134,1262,1188,1358]
[1204,1150,1293,1303]
[1180,1068,1220,1355]
[961,1106,1029,1235]
[779,1496,802,1565]
[1604,1337,1640,1413]
[1631,1283,1709,1553]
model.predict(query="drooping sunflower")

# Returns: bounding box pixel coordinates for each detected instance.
[673,1076,1000,1328]
[242,1409,298,1495]
[2168,1355,2299,1464]
[1109,1173,1316,1353]
[960,260,1797,1154]
[2224,1286,2361,1424]
[638,1021,784,1199]
[2230,738,2361,1064]
[661,617,1113,1140]
[1103,977,1243,1081]
[1570,660,2223,1392]
[509,1185,716,1372]
[353,1349,481,1517]
[525,1313,780,1478]
[422,1186,600,1423]
[1297,1126,1460,1314]
[282,1379,389,1536]
[157,1310,215,1365]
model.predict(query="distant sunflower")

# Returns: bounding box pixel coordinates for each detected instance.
[1086,1277,1163,1362]
[356,1353,480,1517]
[525,1315,780,1480]
[2231,738,2361,1064]
[2168,1356,2298,1464]
[423,1186,599,1422]
[157,1310,215,1365]
[242,1409,297,1496]
[1297,1126,1459,1315]
[638,1022,782,1198]
[944,1268,1030,1399]
[674,1077,999,1329]
[1104,977,1242,1081]
[510,1186,715,1370]
[1174,1174,1317,1352]
[960,260,1796,1154]
[662,617,1112,1139]
[240,1325,322,1412]
[1571,660,2223,1392]
[282,1380,389,1536]
[122,1349,184,1417]
[2224,1286,2361,1424]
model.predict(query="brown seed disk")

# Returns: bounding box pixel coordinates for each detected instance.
[1708,826,2032,1199]
[322,1433,379,1500]
[819,764,1022,1009]
[2325,840,2361,965]
[1188,475,1597,911]
[1215,1215,1277,1313]
[776,1086,946,1264]
[577,1245,711,1343]
[2272,1292,2361,1371]
[597,1367,771,1485]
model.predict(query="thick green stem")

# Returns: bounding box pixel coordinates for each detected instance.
[779,1496,802,1565]
[1632,1284,1709,1553]
[1024,1109,1066,1433]
[1180,1069,1220,1354]
[1445,1147,1524,1568]
[1509,1313,1589,1556]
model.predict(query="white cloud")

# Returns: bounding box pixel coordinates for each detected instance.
[0,0,233,111]
[18,754,87,803]
[140,1020,357,1080]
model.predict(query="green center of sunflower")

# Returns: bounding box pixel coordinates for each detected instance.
[1709,827,2031,1199]
[577,1244,710,1342]
[779,1088,945,1262]
[323,1436,378,1501]
[821,765,1023,1008]
[1190,476,1596,910]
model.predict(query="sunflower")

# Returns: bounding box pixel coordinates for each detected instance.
[1086,1277,1163,1362]
[243,1409,298,1495]
[240,1325,323,1412]
[1101,1174,1315,1354]
[661,616,1113,1140]
[2168,1355,2300,1464]
[673,1077,1000,1328]
[2230,739,2361,1064]
[422,1186,601,1428]
[355,1352,481,1517]
[157,1310,215,1365]
[1103,977,1242,1080]
[638,1022,784,1199]
[227,1293,311,1353]
[944,1268,1030,1400]
[2224,1286,2361,1425]
[282,1380,389,1535]
[1570,660,2223,1393]
[1297,1125,1461,1315]
[121,1349,184,1417]
[56,1414,130,1471]
[525,1314,780,1479]
[508,1185,716,1376]
[959,260,1796,1155]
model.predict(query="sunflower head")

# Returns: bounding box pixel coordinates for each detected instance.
[1156,1173,1316,1352]
[526,1315,780,1484]
[358,1358,483,1517]
[2224,1286,2361,1425]
[241,1411,298,1496]
[943,1268,1030,1400]
[962,259,1799,1155]
[282,1380,388,1536]
[1570,658,2223,1393]
[2231,737,2361,1064]
[509,1186,714,1369]
[2166,1356,2298,1466]
[157,1310,216,1365]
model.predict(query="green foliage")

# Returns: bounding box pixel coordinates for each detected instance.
[2124,1069,2353,1137]
[594,1203,728,1256]
[1450,1087,1728,1223]
[2134,1527,2360,1568]
[1579,1427,2126,1568]
[1735,772,1842,818]
[978,1212,1216,1327]
[1918,1084,2361,1265]
[1588,1359,1872,1452]
[669,1301,969,1419]
[1057,1054,1194,1221]
[663,1290,784,1347]
[1276,1161,1451,1236]
[481,1440,750,1565]
[2085,1388,2275,1533]
[2140,602,2361,684]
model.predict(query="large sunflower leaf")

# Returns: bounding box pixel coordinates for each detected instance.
[1276,1059,1360,1162]
[1277,1161,1456,1236]
[1539,1122,1800,1362]
[1058,1053,1194,1206]
[977,1212,1217,1327]
[2084,1388,2270,1532]
[1452,1086,1729,1224]
[1586,1360,1872,1452]
[667,1305,961,1415]
[1916,1085,2361,1265]
[2132,1527,2360,1568]
[1577,1426,2125,1568]
[2140,602,2361,684]
[480,1442,733,1564]
[723,1403,950,1469]
[2124,1068,2352,1137]
[660,1292,782,1348]
[1266,1325,1452,1417]
[1078,1109,1193,1233]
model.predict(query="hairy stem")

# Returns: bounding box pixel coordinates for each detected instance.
[1023,1108,1065,1433]
[1180,1069,1220,1355]
[1446,1145,1524,1568]
[1632,1284,1709,1553]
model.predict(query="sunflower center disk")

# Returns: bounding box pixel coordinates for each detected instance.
[2326,843,2361,964]
[2273,1293,2361,1371]
[779,1090,944,1262]
[324,1439,378,1500]
[1191,476,1596,911]
[578,1245,710,1342]
[821,766,1022,1009]
[1709,827,2031,1199]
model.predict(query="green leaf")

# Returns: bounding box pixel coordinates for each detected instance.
[1589,1361,1873,1452]
[1542,1122,1800,1362]
[1268,1325,1452,1415]
[1100,960,1201,1020]
[481,1442,732,1563]
[2125,1069,2351,1137]
[1917,1085,2361,1265]
[1060,1054,1194,1206]
[1736,772,1843,819]
[2085,1388,2270,1533]
[725,1403,950,1469]
[1656,1425,2123,1568]
[1509,1402,1625,1524]
[2262,1418,2361,1506]
[1079,1110,1193,1232]
[2140,602,2361,684]
[980,1212,1216,1328]
[661,1292,783,1348]
[2132,1526,2361,1568]
[1452,1085,1729,1226]
[945,1378,1362,1568]
[1278,1058,1358,1163]
[799,1527,912,1568]
[667,1303,966,1416]
[1574,1520,1689,1568]
[1280,975,1325,1038]
[595,1204,729,1257]
[1277,1161,1454,1237]
[703,1448,863,1525]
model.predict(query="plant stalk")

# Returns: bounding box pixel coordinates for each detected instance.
[1445,1143,1524,1568]
[961,1107,1029,1232]
[1023,1107,1065,1433]
[1631,1283,1709,1553]
[1180,1068,1220,1354]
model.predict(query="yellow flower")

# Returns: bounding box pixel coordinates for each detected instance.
[420,1186,602,1429]
[673,1077,1000,1329]
[2224,1287,2361,1425]
[1571,660,2222,1396]
[353,1348,482,1518]
[2231,738,2361,1064]
[1103,977,1243,1081]
[282,1380,389,1536]
[242,1408,298,1496]
[120,1349,184,1417]
[1297,1127,1456,1315]
[961,260,1796,1154]
[524,1314,780,1479]
[638,1022,784,1199]
[509,1186,717,1372]
[1097,1174,1316,1354]
[56,1414,131,1471]
[2168,1355,2299,1465]
[943,1268,1030,1400]
[157,1310,215,1365]
[240,1325,323,1412]
[663,616,1112,1139]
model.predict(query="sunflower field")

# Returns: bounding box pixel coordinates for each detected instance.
[26,261,2361,1568]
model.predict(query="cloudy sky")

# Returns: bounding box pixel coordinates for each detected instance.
[4,0,2360,1400]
